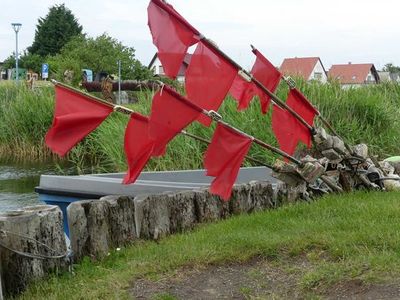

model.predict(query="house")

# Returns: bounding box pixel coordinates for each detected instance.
[328,63,380,88]
[280,57,328,83]
[0,61,6,80]
[148,53,192,82]
[377,71,400,83]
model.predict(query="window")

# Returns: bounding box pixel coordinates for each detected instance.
[367,75,372,82]
[352,75,357,80]
[314,72,322,80]
[159,65,164,75]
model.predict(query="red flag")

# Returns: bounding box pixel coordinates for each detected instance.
[45,85,113,156]
[148,0,199,78]
[251,49,282,114]
[185,41,237,126]
[271,104,304,156]
[229,75,257,111]
[204,123,252,200]
[271,89,317,155]
[287,88,318,132]
[123,113,155,184]
[149,85,202,156]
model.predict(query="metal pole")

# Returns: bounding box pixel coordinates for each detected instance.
[11,23,22,83]
[118,60,121,105]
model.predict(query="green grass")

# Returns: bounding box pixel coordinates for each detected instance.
[17,191,400,299]
[1,80,400,171]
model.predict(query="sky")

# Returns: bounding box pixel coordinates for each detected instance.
[0,0,399,71]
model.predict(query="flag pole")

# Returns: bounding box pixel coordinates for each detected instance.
[51,80,273,168]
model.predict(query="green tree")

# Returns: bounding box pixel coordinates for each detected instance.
[29,4,82,57]
[48,33,152,84]
[2,55,16,70]
[20,52,43,73]
[383,63,400,73]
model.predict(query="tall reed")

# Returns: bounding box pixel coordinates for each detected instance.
[0,80,399,173]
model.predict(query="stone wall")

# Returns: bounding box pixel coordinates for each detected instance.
[0,181,304,296]
[68,181,305,261]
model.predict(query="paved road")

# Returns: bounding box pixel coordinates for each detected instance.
[37,166,276,198]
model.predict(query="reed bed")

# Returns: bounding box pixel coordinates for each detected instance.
[0,80,399,173]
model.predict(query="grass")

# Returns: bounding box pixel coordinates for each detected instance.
[17,191,400,299]
[0,80,400,172]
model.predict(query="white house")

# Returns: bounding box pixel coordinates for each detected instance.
[328,63,380,88]
[148,53,192,82]
[280,57,328,83]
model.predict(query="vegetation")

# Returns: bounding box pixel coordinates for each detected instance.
[2,4,149,79]
[29,4,83,57]
[0,80,399,172]
[48,33,152,85]
[17,191,400,299]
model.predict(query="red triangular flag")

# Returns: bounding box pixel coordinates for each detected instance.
[204,123,252,200]
[148,0,199,78]
[185,41,237,126]
[149,85,202,156]
[123,113,155,184]
[229,75,257,111]
[271,104,303,156]
[45,85,113,156]
[287,88,318,133]
[251,49,282,114]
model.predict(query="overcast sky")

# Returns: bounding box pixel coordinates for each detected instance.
[0,0,399,71]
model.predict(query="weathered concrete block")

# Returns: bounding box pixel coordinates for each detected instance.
[67,196,136,261]
[134,193,171,240]
[194,189,230,223]
[167,190,197,233]
[67,201,89,261]
[230,182,274,214]
[102,195,136,246]
[0,205,67,296]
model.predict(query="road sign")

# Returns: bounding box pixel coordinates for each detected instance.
[42,63,49,79]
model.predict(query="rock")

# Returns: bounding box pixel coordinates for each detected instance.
[0,205,67,296]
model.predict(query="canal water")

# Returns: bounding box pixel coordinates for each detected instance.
[0,162,54,212]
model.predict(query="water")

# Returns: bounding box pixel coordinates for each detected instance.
[0,163,52,212]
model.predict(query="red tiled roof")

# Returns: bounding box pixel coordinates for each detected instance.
[280,57,321,80]
[328,63,376,84]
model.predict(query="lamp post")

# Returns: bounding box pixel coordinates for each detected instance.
[11,23,22,82]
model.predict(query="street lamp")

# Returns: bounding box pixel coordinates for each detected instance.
[11,23,22,82]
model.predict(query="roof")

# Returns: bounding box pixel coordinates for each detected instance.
[148,53,192,77]
[280,57,325,79]
[328,63,379,84]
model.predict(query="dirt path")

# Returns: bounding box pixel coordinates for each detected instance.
[129,257,400,299]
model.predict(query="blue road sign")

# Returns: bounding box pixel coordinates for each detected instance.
[42,63,49,79]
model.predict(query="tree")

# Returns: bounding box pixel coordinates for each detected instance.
[2,55,16,70]
[383,63,400,73]
[29,4,82,57]
[2,52,44,74]
[19,52,43,73]
[48,33,152,85]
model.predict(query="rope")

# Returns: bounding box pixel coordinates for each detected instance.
[0,230,70,260]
